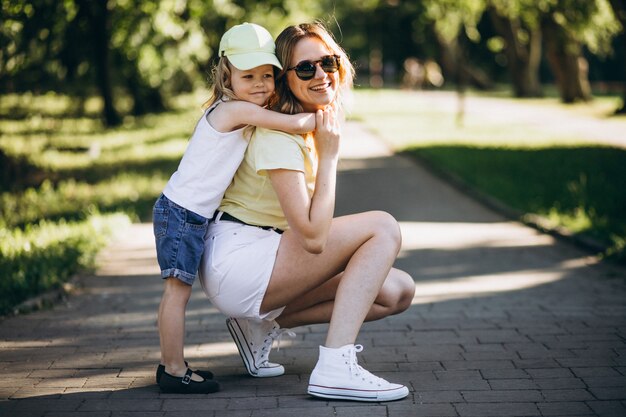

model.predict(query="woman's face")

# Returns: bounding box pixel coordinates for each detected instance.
[287,37,338,112]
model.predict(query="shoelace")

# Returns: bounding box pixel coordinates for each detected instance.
[258,327,296,365]
[346,344,385,387]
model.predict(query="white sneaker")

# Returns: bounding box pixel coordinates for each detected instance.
[226,317,294,378]
[308,344,409,402]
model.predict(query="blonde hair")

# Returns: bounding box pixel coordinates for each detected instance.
[269,22,354,115]
[202,57,240,109]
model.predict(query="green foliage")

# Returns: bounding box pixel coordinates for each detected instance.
[0,213,131,315]
[423,0,487,42]
[0,91,204,314]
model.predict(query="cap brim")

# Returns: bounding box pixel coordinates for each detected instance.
[227,52,283,71]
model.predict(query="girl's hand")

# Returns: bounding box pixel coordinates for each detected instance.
[313,106,340,161]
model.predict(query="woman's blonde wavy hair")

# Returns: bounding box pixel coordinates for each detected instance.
[268,22,354,115]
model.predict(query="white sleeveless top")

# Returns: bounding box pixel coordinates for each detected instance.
[163,100,249,218]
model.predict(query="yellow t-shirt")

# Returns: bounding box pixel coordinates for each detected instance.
[219,127,315,231]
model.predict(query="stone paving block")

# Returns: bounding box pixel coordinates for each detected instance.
[462,343,507,352]
[457,329,529,344]
[412,378,490,391]
[33,374,87,387]
[161,398,229,411]
[581,376,626,387]
[480,368,530,379]
[586,400,626,416]
[397,361,444,371]
[110,413,164,417]
[4,412,49,417]
[540,389,595,402]
[251,408,335,417]
[10,397,83,413]
[461,389,543,403]
[434,370,482,380]
[454,402,540,416]
[571,367,623,378]
[514,358,560,369]
[534,378,586,390]
[461,350,519,361]
[78,399,163,412]
[517,348,577,359]
[442,360,514,371]
[388,402,458,416]
[10,388,63,399]
[536,401,593,415]
[588,387,626,400]
[334,405,388,416]
[414,390,464,403]
[227,396,278,410]
[0,377,39,388]
[407,345,465,361]
[408,330,473,345]
[487,378,539,390]
[526,368,575,379]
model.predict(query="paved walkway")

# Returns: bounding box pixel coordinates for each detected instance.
[1,122,625,417]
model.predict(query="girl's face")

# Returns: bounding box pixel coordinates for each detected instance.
[230,64,275,106]
[287,37,338,112]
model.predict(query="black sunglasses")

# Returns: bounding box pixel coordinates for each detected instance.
[287,55,341,80]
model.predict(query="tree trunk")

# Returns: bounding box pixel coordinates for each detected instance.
[432,27,492,90]
[608,0,626,113]
[488,7,543,97]
[81,0,121,127]
[124,63,166,116]
[541,14,592,103]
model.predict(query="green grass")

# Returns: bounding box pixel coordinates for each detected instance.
[350,89,626,261]
[0,91,207,314]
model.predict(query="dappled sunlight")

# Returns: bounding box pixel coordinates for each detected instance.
[398,221,555,251]
[398,220,600,305]
[95,223,159,276]
[410,263,578,305]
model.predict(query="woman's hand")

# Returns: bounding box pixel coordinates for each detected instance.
[313,106,340,161]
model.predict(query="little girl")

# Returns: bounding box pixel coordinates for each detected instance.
[153,22,315,394]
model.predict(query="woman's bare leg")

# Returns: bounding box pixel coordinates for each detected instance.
[261,211,409,348]
[276,268,415,328]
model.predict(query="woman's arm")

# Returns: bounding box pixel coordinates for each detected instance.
[209,100,315,134]
[268,108,340,253]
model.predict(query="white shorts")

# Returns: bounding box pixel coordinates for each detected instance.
[198,219,285,320]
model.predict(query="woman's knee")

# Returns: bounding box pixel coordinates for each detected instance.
[377,269,415,315]
[394,270,415,313]
[368,211,402,251]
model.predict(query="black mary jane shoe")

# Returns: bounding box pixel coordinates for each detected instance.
[156,361,214,384]
[158,368,220,394]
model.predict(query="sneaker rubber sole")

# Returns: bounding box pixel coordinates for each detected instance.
[307,383,409,402]
[226,318,284,378]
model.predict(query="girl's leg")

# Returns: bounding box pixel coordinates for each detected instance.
[158,278,203,381]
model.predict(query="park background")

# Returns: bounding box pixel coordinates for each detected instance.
[1,0,625,315]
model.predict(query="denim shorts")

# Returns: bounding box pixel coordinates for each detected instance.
[153,194,210,285]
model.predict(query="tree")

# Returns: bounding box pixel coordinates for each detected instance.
[608,0,626,113]
[487,0,543,97]
[540,0,620,103]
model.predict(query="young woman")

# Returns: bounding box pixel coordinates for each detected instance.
[199,22,415,402]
